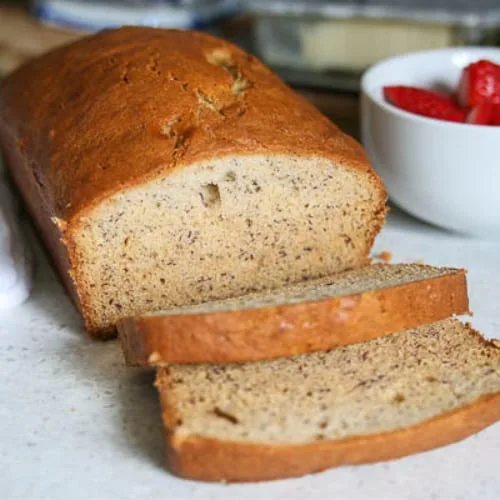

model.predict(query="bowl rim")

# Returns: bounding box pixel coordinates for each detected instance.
[360,46,500,132]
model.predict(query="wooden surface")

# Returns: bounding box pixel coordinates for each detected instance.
[301,89,360,138]
[0,3,360,135]
[0,4,83,74]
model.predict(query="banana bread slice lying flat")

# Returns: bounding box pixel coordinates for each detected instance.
[119,263,469,364]
[156,319,500,482]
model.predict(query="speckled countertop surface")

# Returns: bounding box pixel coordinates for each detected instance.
[1,207,499,500]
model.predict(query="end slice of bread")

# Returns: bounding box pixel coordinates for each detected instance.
[156,319,500,482]
[118,264,469,365]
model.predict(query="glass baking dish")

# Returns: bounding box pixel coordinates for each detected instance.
[246,0,500,90]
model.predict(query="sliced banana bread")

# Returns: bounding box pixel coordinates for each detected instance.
[118,263,469,364]
[156,319,500,482]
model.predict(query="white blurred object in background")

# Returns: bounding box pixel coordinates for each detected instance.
[0,164,32,309]
[32,0,239,31]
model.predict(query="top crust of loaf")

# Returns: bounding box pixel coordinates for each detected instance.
[0,27,384,223]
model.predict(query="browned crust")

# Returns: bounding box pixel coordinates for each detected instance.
[162,391,500,482]
[0,27,387,337]
[0,27,384,223]
[118,268,469,365]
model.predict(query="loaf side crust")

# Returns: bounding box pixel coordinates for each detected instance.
[119,268,469,365]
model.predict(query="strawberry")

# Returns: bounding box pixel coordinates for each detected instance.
[466,103,494,125]
[383,86,466,122]
[456,60,500,108]
[491,104,500,125]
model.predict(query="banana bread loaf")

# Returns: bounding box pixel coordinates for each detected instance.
[0,27,386,337]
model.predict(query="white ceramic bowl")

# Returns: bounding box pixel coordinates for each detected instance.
[361,47,500,238]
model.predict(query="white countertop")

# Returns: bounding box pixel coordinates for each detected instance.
[1,207,499,500]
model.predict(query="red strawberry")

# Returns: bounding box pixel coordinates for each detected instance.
[457,60,500,108]
[491,104,500,125]
[384,86,466,122]
[466,103,494,125]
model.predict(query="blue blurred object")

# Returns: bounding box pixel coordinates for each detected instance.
[32,0,239,31]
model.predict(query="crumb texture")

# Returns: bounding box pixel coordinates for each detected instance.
[73,153,383,331]
[159,319,500,444]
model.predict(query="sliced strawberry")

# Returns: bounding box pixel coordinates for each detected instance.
[384,85,466,122]
[457,65,470,108]
[491,104,500,125]
[466,103,494,125]
[456,59,500,108]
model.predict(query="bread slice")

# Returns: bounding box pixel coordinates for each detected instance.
[118,263,469,365]
[0,27,386,337]
[156,319,500,482]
